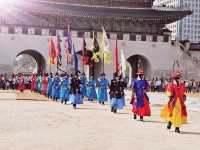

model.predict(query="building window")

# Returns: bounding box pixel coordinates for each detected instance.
[141,35,146,41]
[106,32,110,39]
[63,30,68,37]
[49,29,56,36]
[152,35,157,42]
[77,31,84,38]
[117,33,123,40]
[164,35,169,42]
[35,28,42,35]
[22,28,28,34]
[130,34,136,41]
[8,27,15,34]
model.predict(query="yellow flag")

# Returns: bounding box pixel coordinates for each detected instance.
[99,27,111,64]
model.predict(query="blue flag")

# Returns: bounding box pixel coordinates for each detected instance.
[72,44,78,72]
[64,28,73,64]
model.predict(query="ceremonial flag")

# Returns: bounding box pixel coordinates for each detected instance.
[48,36,57,64]
[64,28,73,64]
[120,49,126,77]
[56,35,62,67]
[72,44,78,72]
[99,27,111,64]
[91,32,100,63]
[82,38,89,65]
[115,39,120,73]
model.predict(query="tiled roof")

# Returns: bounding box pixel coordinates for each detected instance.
[0,0,192,30]
[27,1,191,21]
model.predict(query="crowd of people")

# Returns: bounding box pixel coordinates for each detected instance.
[148,77,200,93]
[0,69,188,133]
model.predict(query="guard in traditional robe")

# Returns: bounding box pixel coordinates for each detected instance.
[60,73,70,104]
[46,73,54,98]
[160,70,187,133]
[97,73,109,105]
[41,73,48,96]
[69,73,83,109]
[31,74,37,92]
[37,74,42,93]
[52,72,61,101]
[10,73,16,90]
[110,73,125,113]
[131,69,151,121]
[18,74,25,92]
[86,75,97,101]
[0,74,6,90]
[80,73,87,97]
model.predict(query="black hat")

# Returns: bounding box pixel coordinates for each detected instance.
[101,73,106,76]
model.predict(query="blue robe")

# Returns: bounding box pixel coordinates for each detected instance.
[47,76,53,97]
[80,75,87,97]
[110,97,125,109]
[97,77,109,102]
[52,76,61,100]
[60,76,70,101]
[87,78,97,100]
[131,78,149,110]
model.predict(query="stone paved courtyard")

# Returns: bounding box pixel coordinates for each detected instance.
[0,91,199,150]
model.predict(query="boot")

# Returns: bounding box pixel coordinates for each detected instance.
[111,107,114,112]
[113,108,117,113]
[73,104,76,109]
[175,127,180,133]
[167,121,172,130]
[102,102,105,105]
[140,116,143,121]
[134,114,137,120]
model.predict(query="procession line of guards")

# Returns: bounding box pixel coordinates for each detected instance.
[16,69,187,134]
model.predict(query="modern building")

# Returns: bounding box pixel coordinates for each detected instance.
[1,0,200,80]
[156,0,200,43]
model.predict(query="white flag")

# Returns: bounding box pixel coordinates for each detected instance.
[120,49,126,77]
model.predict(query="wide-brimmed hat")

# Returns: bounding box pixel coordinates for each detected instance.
[136,68,144,75]
[171,70,182,78]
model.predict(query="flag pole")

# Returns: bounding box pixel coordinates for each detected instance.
[49,34,52,73]
[66,54,68,73]
[56,37,59,74]
[82,36,85,73]
[92,31,95,77]
[102,52,105,74]
[67,26,70,74]
[50,59,52,73]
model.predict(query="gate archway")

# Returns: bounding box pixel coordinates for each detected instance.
[14,49,46,74]
[127,55,151,80]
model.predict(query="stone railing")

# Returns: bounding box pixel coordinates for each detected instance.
[172,40,200,71]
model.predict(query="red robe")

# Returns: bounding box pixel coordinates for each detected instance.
[160,82,187,127]
[31,75,37,92]
[18,76,25,92]
[41,76,48,96]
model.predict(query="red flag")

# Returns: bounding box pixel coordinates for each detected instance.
[48,36,57,64]
[115,39,120,73]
